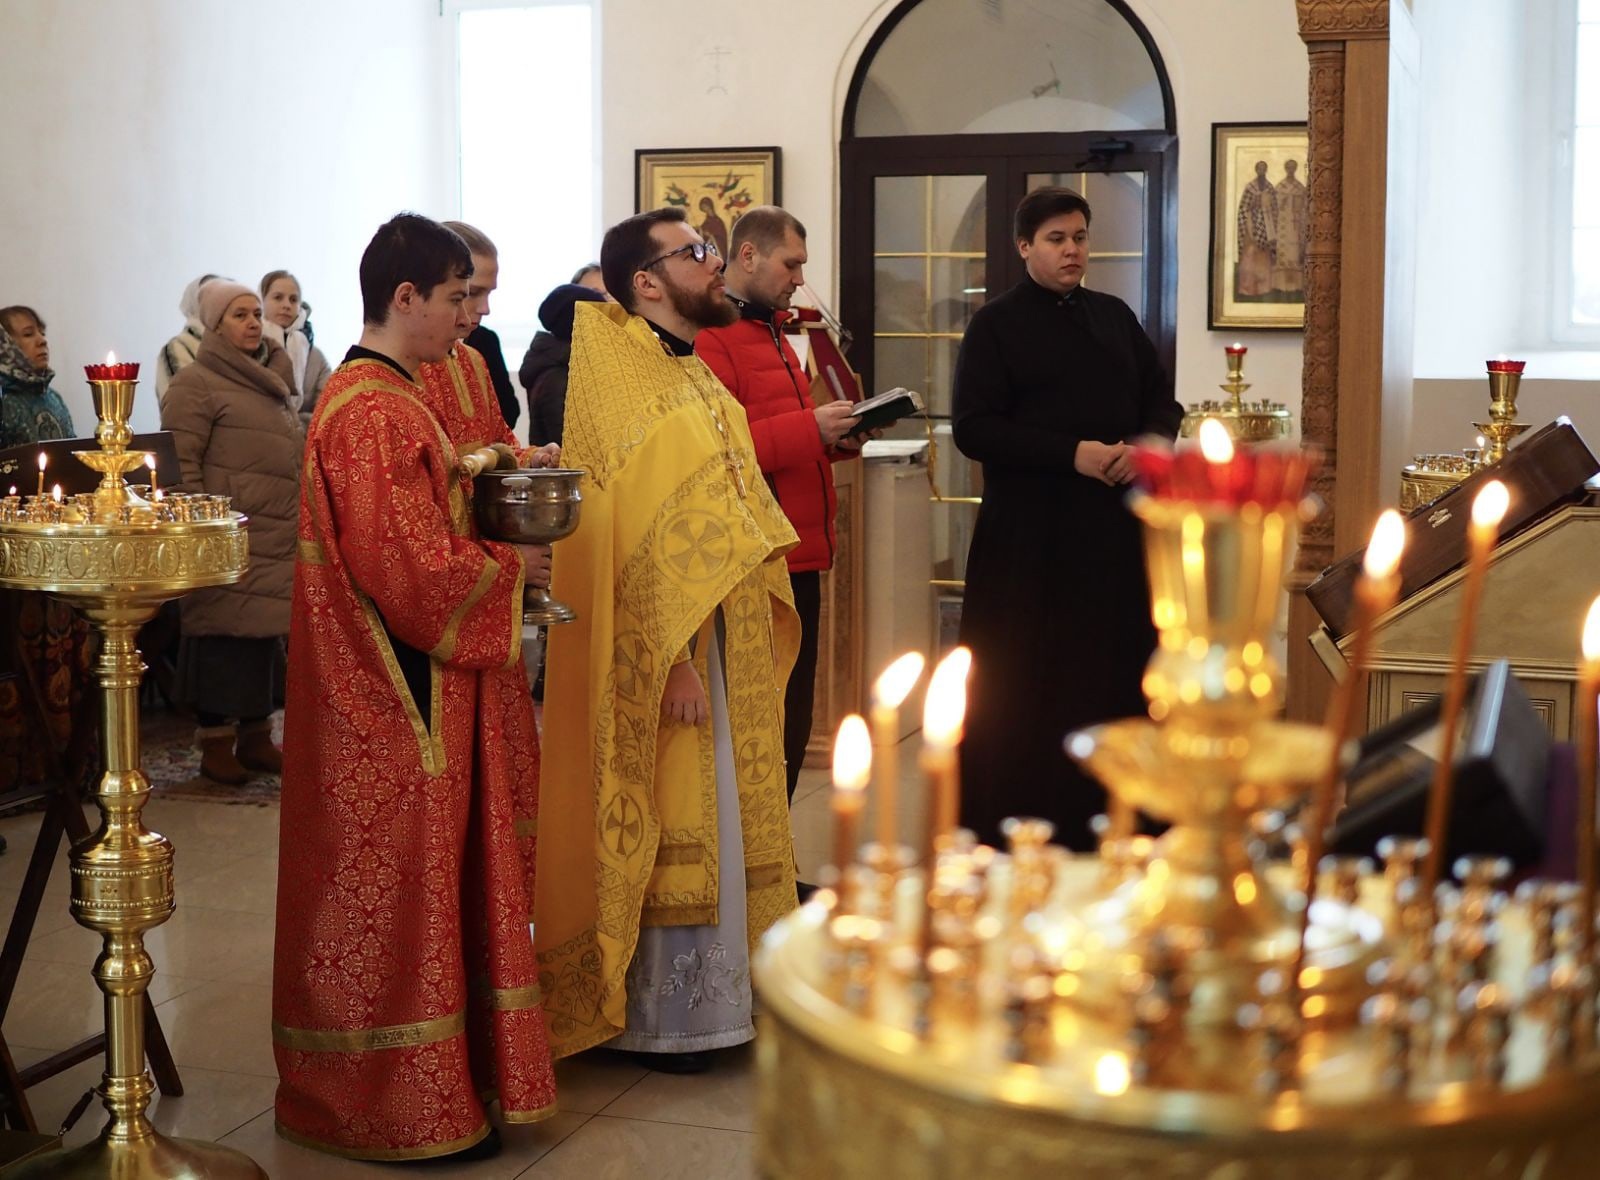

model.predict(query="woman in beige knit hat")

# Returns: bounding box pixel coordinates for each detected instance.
[160,280,303,784]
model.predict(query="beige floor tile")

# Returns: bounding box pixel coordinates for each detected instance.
[179,854,279,916]
[3,956,205,1057]
[552,1049,648,1115]
[21,1055,278,1150]
[600,1043,755,1132]
[152,981,277,1078]
[140,797,280,858]
[25,902,275,984]
[526,1114,756,1179]
[218,1108,591,1179]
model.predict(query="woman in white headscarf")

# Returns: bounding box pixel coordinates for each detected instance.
[156,273,216,408]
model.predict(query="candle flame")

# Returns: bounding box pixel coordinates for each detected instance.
[1476,435,1486,450]
[105,350,117,365]
[873,652,926,709]
[1198,417,1234,464]
[1230,341,1244,351]
[1584,596,1600,662]
[51,484,61,502]
[832,714,872,793]
[1362,510,1406,579]
[37,452,46,471]
[145,453,156,471]
[923,647,972,748]
[1093,1051,1132,1096]
[1471,480,1510,529]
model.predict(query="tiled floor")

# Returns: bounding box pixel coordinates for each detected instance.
[1,744,927,1178]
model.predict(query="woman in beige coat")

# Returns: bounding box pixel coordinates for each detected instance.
[160,280,302,784]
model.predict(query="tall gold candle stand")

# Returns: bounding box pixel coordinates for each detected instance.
[0,361,263,1179]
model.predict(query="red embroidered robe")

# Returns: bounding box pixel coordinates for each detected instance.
[272,352,555,1161]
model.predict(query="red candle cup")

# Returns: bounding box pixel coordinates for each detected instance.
[1485,359,1526,374]
[85,361,141,381]
[1133,442,1320,507]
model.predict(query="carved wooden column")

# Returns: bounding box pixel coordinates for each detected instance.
[1287,0,1419,723]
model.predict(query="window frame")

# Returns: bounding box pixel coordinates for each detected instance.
[1546,0,1600,345]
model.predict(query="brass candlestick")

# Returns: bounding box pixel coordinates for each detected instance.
[1066,486,1374,1025]
[1178,344,1292,443]
[0,365,262,1180]
[1476,361,1531,465]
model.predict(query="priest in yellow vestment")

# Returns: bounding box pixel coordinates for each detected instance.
[536,208,800,1069]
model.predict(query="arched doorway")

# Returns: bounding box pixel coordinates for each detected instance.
[840,0,1177,590]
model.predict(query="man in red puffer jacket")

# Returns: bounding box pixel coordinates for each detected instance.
[697,207,862,824]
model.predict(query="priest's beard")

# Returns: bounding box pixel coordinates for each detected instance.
[662,270,738,331]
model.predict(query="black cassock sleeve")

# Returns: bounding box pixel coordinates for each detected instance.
[952,305,1081,473]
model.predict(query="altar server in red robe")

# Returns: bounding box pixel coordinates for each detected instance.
[273,213,556,1163]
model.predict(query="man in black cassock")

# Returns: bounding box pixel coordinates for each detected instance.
[952,186,1183,851]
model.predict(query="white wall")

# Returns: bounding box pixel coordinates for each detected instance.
[599,0,1310,424]
[1410,0,1527,378]
[0,0,452,434]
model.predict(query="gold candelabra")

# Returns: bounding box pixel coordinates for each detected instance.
[1178,344,1292,443]
[752,435,1600,1179]
[0,362,264,1179]
[1400,359,1529,510]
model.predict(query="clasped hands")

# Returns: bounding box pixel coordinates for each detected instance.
[507,442,563,588]
[1075,440,1137,486]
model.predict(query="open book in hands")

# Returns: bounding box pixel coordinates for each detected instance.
[847,387,925,435]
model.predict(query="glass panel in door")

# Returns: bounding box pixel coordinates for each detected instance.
[871,173,987,591]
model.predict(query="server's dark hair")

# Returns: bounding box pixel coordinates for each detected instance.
[358,213,473,325]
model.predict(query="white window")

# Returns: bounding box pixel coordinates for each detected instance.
[1556,0,1600,341]
[449,0,600,377]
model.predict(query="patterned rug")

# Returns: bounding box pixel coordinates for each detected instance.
[142,705,282,806]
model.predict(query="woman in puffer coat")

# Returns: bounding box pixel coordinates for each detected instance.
[160,279,302,784]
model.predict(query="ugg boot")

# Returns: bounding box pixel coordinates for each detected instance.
[198,726,249,785]
[235,718,283,775]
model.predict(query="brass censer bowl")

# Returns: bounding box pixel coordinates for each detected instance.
[473,468,584,625]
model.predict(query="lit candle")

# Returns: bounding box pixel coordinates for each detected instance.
[871,653,925,848]
[831,716,872,893]
[1293,510,1405,1001]
[51,484,61,503]
[145,452,158,499]
[917,647,971,974]
[1421,480,1510,893]
[1226,342,1247,356]
[1199,416,1233,463]
[36,452,46,498]
[922,647,972,845]
[1578,597,1600,968]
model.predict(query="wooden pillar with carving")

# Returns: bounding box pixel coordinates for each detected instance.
[1287,0,1419,723]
